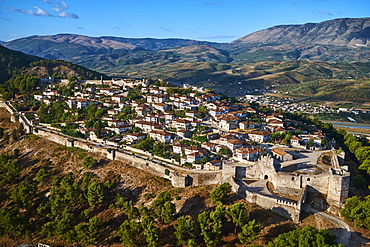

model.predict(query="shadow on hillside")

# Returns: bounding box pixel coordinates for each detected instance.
[250,208,289,226]
[93,158,110,168]
[120,185,145,201]
[178,195,206,216]
[265,222,296,238]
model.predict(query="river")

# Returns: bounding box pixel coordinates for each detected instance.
[322,121,370,129]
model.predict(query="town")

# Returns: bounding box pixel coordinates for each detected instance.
[29,77,332,170]
[2,76,351,224]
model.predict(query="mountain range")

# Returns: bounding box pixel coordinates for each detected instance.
[4,18,370,67]
[2,17,370,102]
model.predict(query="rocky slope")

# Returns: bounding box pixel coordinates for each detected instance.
[233,18,370,47]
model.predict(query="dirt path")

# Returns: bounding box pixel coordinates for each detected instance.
[310,208,370,247]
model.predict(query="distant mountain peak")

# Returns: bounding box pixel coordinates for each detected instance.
[232,17,370,47]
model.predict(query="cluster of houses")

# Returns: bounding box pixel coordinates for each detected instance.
[32,78,329,171]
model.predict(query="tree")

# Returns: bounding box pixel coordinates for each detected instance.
[87,181,104,207]
[218,147,232,156]
[55,209,76,243]
[0,208,29,245]
[174,216,196,246]
[164,169,170,176]
[197,209,224,247]
[11,176,38,212]
[210,182,232,204]
[349,141,362,154]
[267,226,343,247]
[321,138,327,147]
[355,146,370,163]
[83,156,97,169]
[161,201,176,224]
[227,203,249,235]
[144,220,160,247]
[0,159,20,186]
[35,168,50,183]
[76,216,100,246]
[123,200,140,220]
[359,159,370,175]
[238,219,260,245]
[152,191,172,217]
[282,134,291,145]
[340,195,370,229]
[307,138,315,147]
[117,220,145,247]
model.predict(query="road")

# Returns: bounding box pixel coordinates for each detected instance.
[310,208,351,246]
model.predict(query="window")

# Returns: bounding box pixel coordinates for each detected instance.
[307,178,311,181]
[291,177,295,180]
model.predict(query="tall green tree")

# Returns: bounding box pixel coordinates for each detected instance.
[144,220,160,247]
[210,182,232,204]
[197,209,224,247]
[76,216,100,246]
[161,201,176,224]
[11,176,38,212]
[55,209,76,243]
[152,191,173,219]
[0,158,20,186]
[238,219,261,245]
[174,216,196,246]
[0,208,29,245]
[117,220,145,247]
[267,226,343,247]
[87,181,104,207]
[340,195,370,229]
[227,203,249,235]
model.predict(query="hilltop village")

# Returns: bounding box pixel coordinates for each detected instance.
[31,77,331,166]
[6,77,351,222]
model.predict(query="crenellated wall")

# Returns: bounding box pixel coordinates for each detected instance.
[228,177,302,222]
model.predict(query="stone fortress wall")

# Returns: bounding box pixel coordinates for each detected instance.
[1,101,222,188]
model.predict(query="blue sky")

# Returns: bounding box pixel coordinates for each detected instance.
[1,0,369,43]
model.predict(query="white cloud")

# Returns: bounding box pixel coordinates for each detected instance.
[34,6,52,16]
[5,6,52,16]
[5,1,77,19]
[52,1,79,19]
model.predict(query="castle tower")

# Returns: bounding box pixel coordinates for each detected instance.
[327,166,350,209]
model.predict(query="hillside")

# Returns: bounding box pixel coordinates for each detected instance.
[2,107,369,246]
[0,45,107,85]
[233,18,370,46]
[229,18,370,62]
[25,59,107,80]
[0,45,42,84]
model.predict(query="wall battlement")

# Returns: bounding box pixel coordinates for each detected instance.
[276,199,298,207]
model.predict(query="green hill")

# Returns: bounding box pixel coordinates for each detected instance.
[0,45,42,84]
